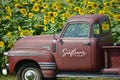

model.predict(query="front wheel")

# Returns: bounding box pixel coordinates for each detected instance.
[17,63,43,80]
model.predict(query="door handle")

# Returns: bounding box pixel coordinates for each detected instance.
[82,42,91,46]
[59,39,64,45]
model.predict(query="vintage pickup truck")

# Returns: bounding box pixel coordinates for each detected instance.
[2,14,120,80]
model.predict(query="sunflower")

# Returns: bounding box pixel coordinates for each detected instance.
[20,31,25,37]
[78,9,84,15]
[7,32,12,38]
[107,11,114,17]
[20,30,32,37]
[5,6,12,16]
[28,12,33,18]
[42,3,48,8]
[102,24,109,31]
[61,13,66,20]
[38,0,42,2]
[18,26,22,31]
[32,3,40,12]
[53,12,58,17]
[66,0,73,3]
[20,8,27,16]
[83,0,88,4]
[114,14,120,21]
[86,5,93,9]
[68,3,74,7]
[50,17,55,23]
[44,15,49,20]
[52,3,61,11]
[59,23,64,29]
[41,9,47,14]
[74,7,81,12]
[31,0,35,2]
[44,20,48,25]
[52,4,58,9]
[0,41,4,48]
[24,30,31,35]
[104,2,112,7]
[5,6,11,11]
[43,26,47,31]
[6,16,10,20]
[37,25,46,31]
[116,0,120,2]
[15,4,23,8]
[92,2,98,9]
[38,25,44,28]
[48,12,54,17]
[22,2,29,5]
[7,43,13,48]
[65,12,71,18]
[89,10,96,14]
[99,10,106,15]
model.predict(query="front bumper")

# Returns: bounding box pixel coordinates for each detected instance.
[2,63,9,75]
[2,52,9,75]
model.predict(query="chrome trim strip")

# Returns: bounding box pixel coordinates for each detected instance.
[38,62,55,65]
[40,66,56,69]
[38,62,56,70]
[42,46,51,50]
[8,53,41,56]
[40,65,56,67]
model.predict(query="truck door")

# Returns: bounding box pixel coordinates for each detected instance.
[56,22,92,71]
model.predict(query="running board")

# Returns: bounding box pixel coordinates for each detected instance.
[56,72,120,78]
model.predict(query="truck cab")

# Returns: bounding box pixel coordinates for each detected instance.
[3,14,116,80]
[55,14,113,72]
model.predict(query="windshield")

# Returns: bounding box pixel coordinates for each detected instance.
[63,22,89,38]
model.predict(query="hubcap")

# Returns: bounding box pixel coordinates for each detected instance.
[24,70,36,80]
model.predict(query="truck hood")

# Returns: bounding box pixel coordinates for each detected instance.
[14,35,57,51]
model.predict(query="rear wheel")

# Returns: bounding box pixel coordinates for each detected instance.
[17,63,43,80]
[115,42,120,46]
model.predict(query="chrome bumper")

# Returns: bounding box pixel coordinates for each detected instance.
[2,63,9,75]
[2,52,9,75]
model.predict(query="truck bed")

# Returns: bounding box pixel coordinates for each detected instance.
[102,46,120,74]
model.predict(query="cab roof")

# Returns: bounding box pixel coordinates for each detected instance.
[66,14,109,24]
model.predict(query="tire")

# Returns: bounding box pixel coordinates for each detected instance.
[44,78,56,80]
[115,42,120,46]
[17,63,43,80]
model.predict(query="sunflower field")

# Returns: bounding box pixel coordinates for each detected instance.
[0,0,120,68]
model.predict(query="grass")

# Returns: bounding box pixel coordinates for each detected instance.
[58,78,120,80]
[0,74,120,80]
[0,74,16,80]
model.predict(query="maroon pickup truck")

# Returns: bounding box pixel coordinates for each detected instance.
[2,14,120,80]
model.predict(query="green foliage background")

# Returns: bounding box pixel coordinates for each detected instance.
[0,0,120,68]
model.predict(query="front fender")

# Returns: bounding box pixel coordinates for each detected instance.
[8,49,56,78]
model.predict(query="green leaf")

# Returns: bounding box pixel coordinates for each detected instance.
[2,35,9,43]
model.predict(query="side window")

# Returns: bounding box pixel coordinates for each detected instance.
[63,22,89,38]
[63,24,77,37]
[76,23,89,37]
[101,21,110,32]
[93,23,100,37]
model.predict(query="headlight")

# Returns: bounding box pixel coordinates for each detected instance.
[3,52,8,56]
[6,63,9,67]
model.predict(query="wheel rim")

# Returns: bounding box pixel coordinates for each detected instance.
[22,68,39,80]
